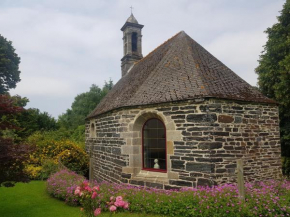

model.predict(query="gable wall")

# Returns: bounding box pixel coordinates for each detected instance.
[86,98,281,189]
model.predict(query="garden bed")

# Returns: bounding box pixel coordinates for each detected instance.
[46,170,290,216]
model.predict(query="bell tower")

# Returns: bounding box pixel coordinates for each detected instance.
[121,13,144,77]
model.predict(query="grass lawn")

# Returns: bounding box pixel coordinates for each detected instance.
[0,181,160,217]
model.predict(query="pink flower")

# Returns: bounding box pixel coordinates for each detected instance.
[124,202,129,209]
[93,186,100,191]
[94,208,101,216]
[114,200,126,207]
[84,186,92,192]
[109,205,117,212]
[74,189,80,195]
[83,181,89,186]
[91,192,97,199]
[110,196,115,201]
[116,196,123,202]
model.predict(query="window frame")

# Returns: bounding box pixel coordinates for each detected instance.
[142,118,167,173]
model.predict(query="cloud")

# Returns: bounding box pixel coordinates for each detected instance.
[10,76,73,97]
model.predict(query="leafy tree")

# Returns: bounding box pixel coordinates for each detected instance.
[0,95,33,186]
[255,0,290,156]
[58,80,113,130]
[1,94,58,140]
[0,35,21,94]
[16,108,58,139]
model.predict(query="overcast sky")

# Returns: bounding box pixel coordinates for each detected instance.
[0,0,284,118]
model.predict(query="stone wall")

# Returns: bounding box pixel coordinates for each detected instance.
[86,98,281,189]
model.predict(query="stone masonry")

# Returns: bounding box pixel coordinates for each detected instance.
[86,98,281,189]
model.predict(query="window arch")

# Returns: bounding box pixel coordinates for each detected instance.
[90,123,96,138]
[142,118,166,172]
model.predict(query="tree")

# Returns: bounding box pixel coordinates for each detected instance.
[0,95,33,186]
[0,94,58,141]
[0,35,21,94]
[255,0,290,156]
[58,80,113,130]
[16,108,59,139]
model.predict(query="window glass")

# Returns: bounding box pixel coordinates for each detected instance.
[132,32,137,52]
[143,119,166,171]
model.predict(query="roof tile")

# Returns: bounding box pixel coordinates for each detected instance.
[88,31,276,118]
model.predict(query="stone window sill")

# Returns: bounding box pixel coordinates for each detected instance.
[132,170,169,184]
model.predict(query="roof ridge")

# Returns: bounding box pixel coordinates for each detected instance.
[183,34,263,98]
[183,32,210,97]
[134,31,184,66]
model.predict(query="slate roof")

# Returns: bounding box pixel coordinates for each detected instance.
[126,13,138,24]
[88,31,276,118]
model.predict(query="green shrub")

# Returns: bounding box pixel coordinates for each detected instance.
[40,159,58,180]
[28,129,85,146]
[282,157,290,177]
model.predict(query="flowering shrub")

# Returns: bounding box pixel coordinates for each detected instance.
[25,137,89,179]
[73,179,290,217]
[46,169,85,205]
[24,165,42,180]
[74,181,129,216]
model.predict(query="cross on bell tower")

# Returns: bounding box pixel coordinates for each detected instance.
[130,6,134,14]
[120,12,144,77]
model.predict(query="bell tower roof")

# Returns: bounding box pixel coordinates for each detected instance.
[121,14,144,31]
[126,13,138,24]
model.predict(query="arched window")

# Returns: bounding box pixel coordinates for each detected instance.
[142,118,166,172]
[131,32,137,52]
[90,123,95,138]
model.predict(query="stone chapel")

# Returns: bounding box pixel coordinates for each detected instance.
[85,13,282,189]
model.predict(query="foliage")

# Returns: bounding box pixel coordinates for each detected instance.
[26,133,88,177]
[0,94,23,131]
[16,108,59,139]
[71,179,290,217]
[1,94,58,142]
[70,125,85,144]
[0,138,34,186]
[282,157,290,177]
[58,80,113,130]
[40,159,59,180]
[0,94,33,186]
[255,0,290,156]
[28,129,73,144]
[27,126,85,145]
[46,169,85,206]
[24,159,59,180]
[24,165,42,180]
[0,35,21,94]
